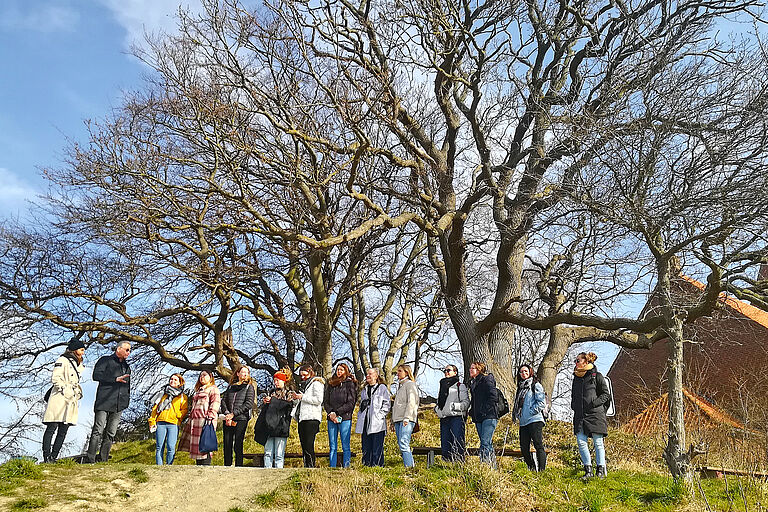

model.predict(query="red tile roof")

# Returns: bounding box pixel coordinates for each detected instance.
[622,388,746,437]
[680,275,768,329]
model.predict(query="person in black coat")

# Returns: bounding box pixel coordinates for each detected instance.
[85,341,131,463]
[468,361,499,466]
[253,370,296,468]
[220,366,256,466]
[571,351,611,479]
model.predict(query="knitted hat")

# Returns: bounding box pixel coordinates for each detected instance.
[273,371,289,382]
[67,337,85,351]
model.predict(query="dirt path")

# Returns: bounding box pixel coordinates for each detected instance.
[3,466,293,512]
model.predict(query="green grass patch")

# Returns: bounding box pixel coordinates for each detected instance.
[127,466,149,483]
[0,458,44,495]
[0,459,42,481]
[9,497,48,511]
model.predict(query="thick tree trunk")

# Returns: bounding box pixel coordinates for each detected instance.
[308,250,334,377]
[537,325,572,398]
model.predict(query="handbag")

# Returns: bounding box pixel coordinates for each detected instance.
[198,419,218,453]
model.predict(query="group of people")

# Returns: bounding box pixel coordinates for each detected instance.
[41,338,611,479]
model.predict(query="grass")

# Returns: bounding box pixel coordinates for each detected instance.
[9,497,48,511]
[3,407,767,511]
[127,466,149,483]
[0,458,43,495]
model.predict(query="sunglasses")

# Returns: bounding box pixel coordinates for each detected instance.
[443,368,454,373]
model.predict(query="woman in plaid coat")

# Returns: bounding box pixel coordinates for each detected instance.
[178,370,221,465]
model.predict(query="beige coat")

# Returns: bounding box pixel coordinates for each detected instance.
[391,378,419,423]
[43,355,85,425]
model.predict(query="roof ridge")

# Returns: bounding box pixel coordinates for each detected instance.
[679,275,768,329]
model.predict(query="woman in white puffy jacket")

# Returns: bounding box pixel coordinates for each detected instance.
[293,364,325,467]
[434,364,470,462]
[42,337,86,463]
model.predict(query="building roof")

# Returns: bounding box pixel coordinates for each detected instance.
[680,274,768,329]
[608,275,768,422]
[622,388,746,437]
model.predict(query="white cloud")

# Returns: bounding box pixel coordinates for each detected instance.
[0,167,40,214]
[97,0,201,48]
[0,2,80,33]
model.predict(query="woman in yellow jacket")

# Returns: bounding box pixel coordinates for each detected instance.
[148,373,189,465]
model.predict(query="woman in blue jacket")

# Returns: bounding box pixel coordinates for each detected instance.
[512,364,547,471]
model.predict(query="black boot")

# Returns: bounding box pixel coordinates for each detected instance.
[581,465,593,481]
[536,451,547,472]
[596,465,607,478]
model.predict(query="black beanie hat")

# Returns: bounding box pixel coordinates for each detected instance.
[67,337,85,351]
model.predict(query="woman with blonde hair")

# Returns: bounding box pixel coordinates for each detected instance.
[571,352,611,479]
[323,362,358,467]
[178,370,221,465]
[148,373,189,465]
[220,366,256,466]
[391,364,419,467]
[41,337,86,463]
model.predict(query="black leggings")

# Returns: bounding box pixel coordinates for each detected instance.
[298,420,320,468]
[519,421,547,471]
[42,422,70,462]
[223,421,249,466]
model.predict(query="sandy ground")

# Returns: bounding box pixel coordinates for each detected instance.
[2,466,293,512]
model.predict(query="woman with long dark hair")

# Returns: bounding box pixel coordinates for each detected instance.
[220,366,256,466]
[323,362,357,467]
[41,337,86,463]
[512,364,547,471]
[148,373,188,465]
[571,352,611,479]
[293,364,325,467]
[468,361,499,466]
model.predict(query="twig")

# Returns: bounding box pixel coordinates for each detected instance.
[695,471,714,512]
[738,476,748,512]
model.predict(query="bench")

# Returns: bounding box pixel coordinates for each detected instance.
[412,446,549,467]
[699,466,768,479]
[243,451,356,467]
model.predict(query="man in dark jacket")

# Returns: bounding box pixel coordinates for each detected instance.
[85,342,131,463]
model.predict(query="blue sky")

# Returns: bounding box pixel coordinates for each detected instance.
[0,0,197,219]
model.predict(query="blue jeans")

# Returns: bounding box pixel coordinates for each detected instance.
[576,430,606,468]
[155,422,178,465]
[264,436,287,468]
[394,421,415,467]
[440,416,466,462]
[475,418,498,466]
[327,419,352,467]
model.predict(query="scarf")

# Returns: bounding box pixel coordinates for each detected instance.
[154,385,183,414]
[573,363,594,378]
[512,377,532,421]
[437,375,459,410]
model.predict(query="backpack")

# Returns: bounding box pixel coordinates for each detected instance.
[495,388,510,418]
